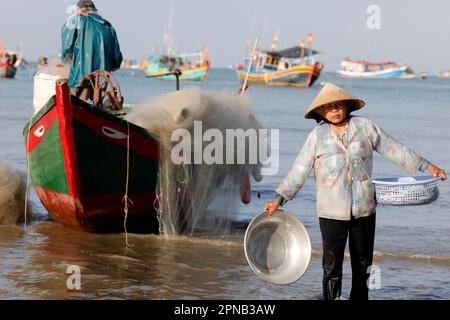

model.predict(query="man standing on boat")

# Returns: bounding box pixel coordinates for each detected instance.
[61,0,123,99]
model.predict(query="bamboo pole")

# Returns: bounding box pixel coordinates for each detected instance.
[240,37,260,95]
[300,39,305,65]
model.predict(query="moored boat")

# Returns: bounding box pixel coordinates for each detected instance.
[336,58,409,79]
[145,50,210,81]
[24,77,161,233]
[144,5,210,82]
[0,50,20,78]
[25,66,260,235]
[437,70,450,78]
[0,61,16,78]
[236,36,323,88]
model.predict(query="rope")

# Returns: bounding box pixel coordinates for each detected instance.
[121,119,133,246]
[23,118,34,231]
[240,37,260,96]
[153,192,162,235]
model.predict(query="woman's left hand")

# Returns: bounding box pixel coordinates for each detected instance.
[427,163,447,181]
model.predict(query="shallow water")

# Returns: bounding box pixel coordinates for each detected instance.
[0,69,449,299]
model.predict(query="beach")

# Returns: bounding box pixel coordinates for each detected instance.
[0,68,449,299]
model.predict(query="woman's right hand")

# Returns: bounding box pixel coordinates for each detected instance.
[264,200,280,217]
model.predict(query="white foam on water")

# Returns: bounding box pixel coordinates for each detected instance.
[125,88,264,236]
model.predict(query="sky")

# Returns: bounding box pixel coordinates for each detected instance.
[1,0,449,73]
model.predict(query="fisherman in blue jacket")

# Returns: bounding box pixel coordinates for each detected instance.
[62,0,123,98]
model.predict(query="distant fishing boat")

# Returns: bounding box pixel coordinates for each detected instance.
[0,50,20,78]
[0,61,16,78]
[437,70,450,78]
[145,50,210,81]
[336,58,410,79]
[236,34,323,88]
[144,5,210,81]
[0,40,32,78]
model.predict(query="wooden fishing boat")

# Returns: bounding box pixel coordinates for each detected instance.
[336,59,409,79]
[143,5,210,82]
[145,51,210,81]
[24,74,160,233]
[236,43,323,88]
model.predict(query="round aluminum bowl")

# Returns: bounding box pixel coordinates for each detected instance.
[244,209,311,285]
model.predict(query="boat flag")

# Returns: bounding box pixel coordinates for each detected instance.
[271,32,280,52]
[202,46,209,66]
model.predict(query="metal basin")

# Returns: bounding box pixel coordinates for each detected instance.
[244,209,311,285]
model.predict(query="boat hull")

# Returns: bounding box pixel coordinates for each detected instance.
[237,63,322,88]
[146,65,209,81]
[24,82,161,233]
[336,66,408,79]
[0,63,16,78]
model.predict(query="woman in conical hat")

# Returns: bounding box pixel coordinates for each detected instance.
[264,82,447,300]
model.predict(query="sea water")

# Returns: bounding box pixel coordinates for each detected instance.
[0,69,449,299]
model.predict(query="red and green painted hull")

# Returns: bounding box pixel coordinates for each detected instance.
[24,82,160,233]
[0,63,16,78]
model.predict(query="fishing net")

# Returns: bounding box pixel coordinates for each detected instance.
[0,161,26,225]
[126,88,264,236]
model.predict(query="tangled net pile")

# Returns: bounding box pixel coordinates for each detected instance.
[126,88,264,235]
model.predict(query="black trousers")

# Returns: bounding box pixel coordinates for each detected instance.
[319,213,376,300]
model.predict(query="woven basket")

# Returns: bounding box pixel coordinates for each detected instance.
[372,176,441,206]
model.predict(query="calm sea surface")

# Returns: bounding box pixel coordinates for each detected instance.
[0,69,449,299]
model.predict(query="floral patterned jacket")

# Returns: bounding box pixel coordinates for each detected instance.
[276,116,428,220]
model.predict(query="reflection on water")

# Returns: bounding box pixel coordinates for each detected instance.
[1,222,307,300]
[1,221,449,300]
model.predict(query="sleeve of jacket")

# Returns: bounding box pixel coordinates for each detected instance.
[275,129,317,201]
[367,119,426,174]
[61,16,78,61]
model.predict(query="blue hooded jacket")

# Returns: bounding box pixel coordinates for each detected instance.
[61,13,123,88]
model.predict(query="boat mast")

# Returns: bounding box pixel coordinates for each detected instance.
[241,37,260,95]
[308,32,314,65]
[163,4,175,56]
[300,39,305,65]
[271,30,280,52]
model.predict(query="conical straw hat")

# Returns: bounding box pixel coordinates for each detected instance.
[305,83,365,120]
